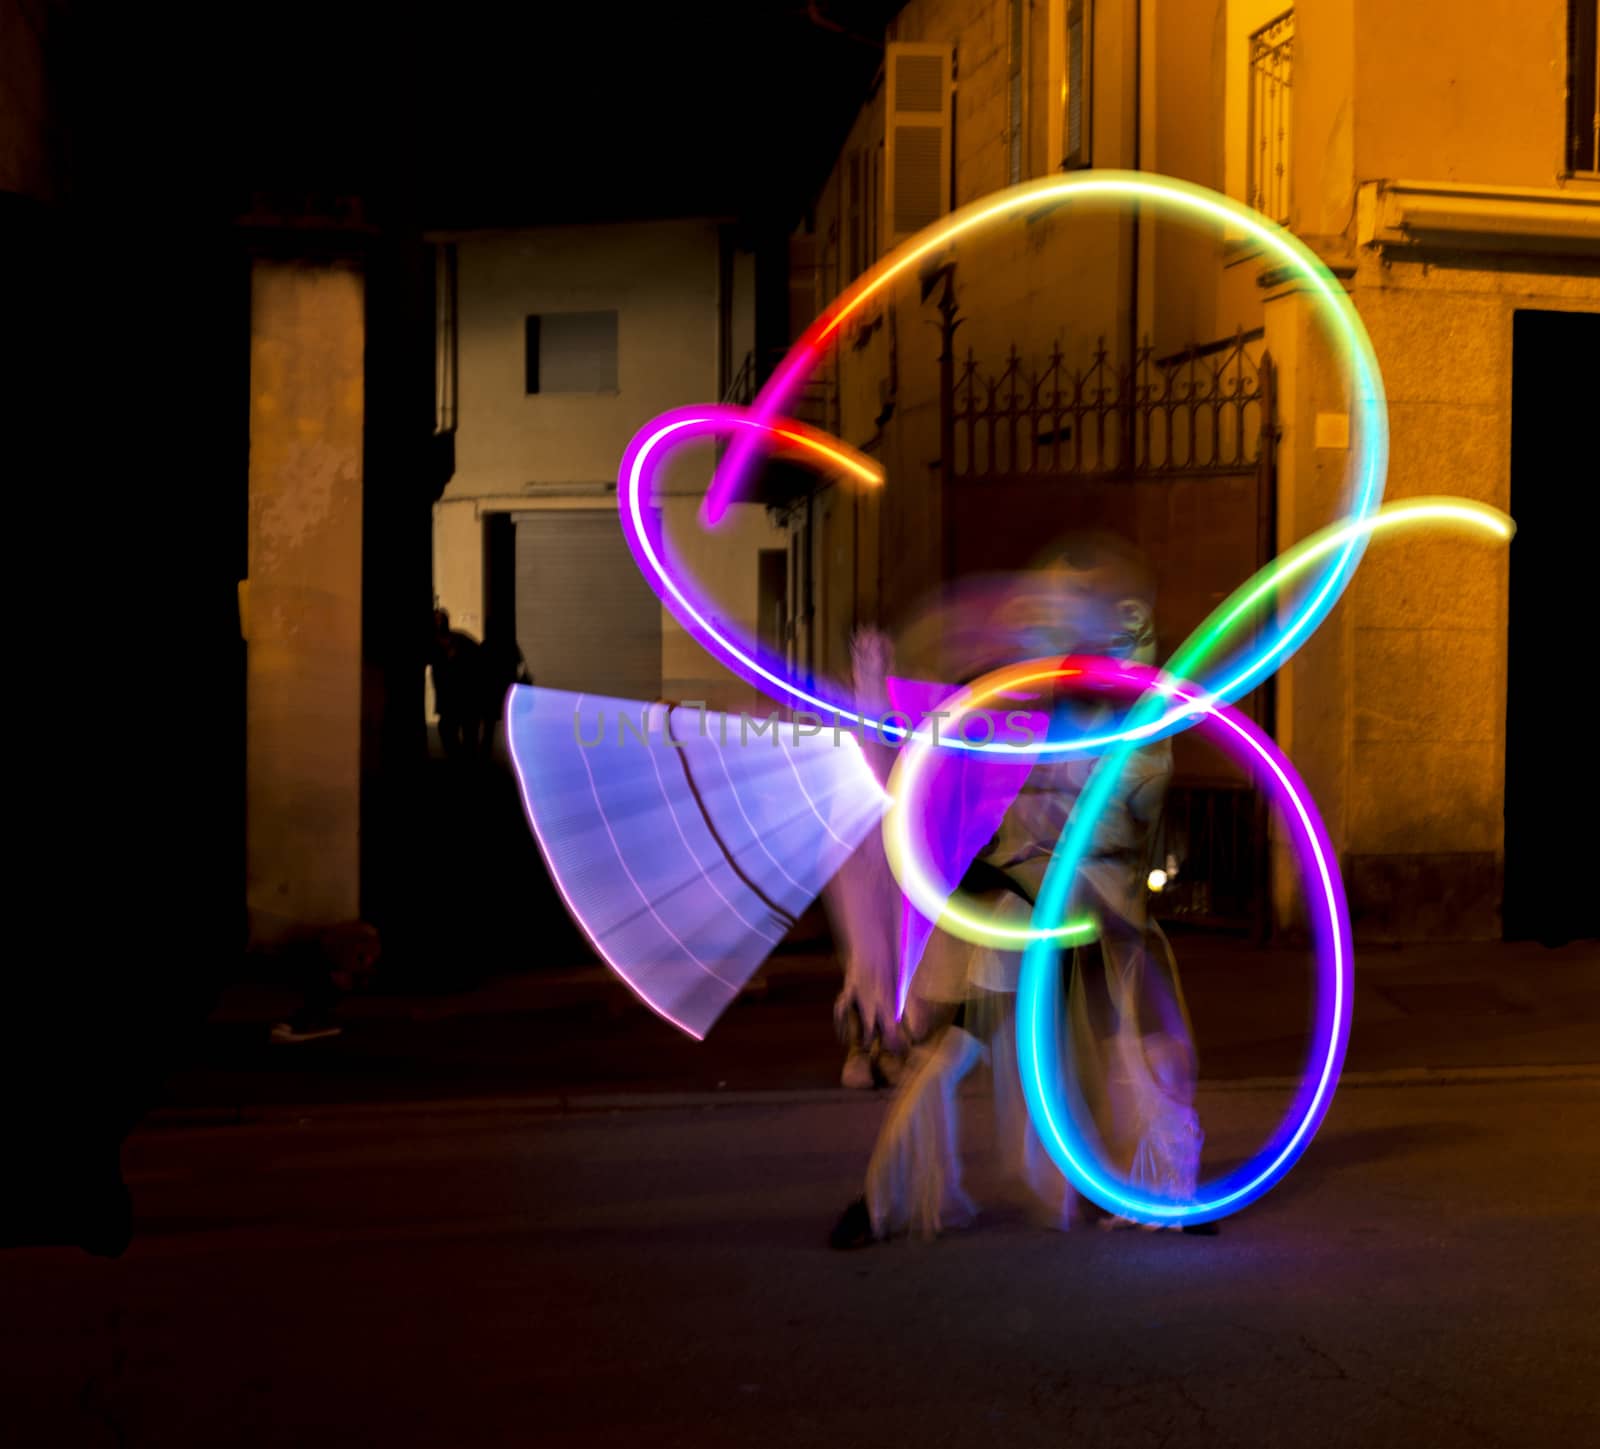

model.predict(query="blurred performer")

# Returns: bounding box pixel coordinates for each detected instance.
[830,534,1204,1247]
[824,628,907,1089]
[1019,536,1204,1225]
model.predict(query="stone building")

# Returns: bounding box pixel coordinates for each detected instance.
[428,222,786,716]
[775,0,1600,941]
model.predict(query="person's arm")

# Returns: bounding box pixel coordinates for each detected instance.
[849,627,893,715]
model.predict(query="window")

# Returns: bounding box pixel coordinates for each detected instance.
[1569,0,1599,175]
[847,151,863,280]
[843,140,884,281]
[866,139,881,266]
[1008,0,1025,184]
[884,44,953,247]
[1049,0,1092,171]
[525,311,618,394]
[1247,10,1293,224]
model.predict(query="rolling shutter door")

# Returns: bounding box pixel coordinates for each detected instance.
[515,510,661,700]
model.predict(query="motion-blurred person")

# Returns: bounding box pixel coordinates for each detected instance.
[1038,536,1206,1229]
[830,534,1205,1247]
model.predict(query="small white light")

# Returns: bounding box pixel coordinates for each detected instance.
[1147,868,1168,893]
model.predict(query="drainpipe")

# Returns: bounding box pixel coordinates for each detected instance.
[802,492,816,688]
[1126,0,1142,463]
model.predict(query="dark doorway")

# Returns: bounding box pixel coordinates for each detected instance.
[758,548,789,658]
[484,512,517,648]
[1505,309,1600,943]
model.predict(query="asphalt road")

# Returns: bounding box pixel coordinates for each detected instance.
[4,1070,1597,1447]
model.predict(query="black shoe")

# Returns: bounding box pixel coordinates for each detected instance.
[828,1196,877,1251]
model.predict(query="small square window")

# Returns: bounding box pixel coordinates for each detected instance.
[525,311,618,394]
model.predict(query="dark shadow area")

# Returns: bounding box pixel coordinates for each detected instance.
[396,748,593,990]
[1505,308,1600,946]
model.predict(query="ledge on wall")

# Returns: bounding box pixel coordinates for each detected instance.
[1357,179,1600,257]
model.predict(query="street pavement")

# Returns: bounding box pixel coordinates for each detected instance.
[4,753,1597,1445]
[159,934,1600,1116]
[3,1069,1597,1447]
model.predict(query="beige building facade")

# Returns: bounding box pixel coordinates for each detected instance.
[430,220,783,716]
[783,0,1600,941]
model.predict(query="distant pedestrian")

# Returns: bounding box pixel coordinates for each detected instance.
[430,608,489,761]
[480,623,532,751]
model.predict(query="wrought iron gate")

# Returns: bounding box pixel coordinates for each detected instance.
[931,273,1279,933]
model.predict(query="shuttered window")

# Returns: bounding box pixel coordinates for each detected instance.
[1570,0,1600,174]
[1049,0,1092,171]
[525,311,619,394]
[884,43,953,247]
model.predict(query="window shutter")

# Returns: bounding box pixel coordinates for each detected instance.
[884,43,953,249]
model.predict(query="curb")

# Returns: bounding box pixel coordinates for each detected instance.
[139,1061,1600,1132]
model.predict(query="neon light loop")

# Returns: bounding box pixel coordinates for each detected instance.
[883,671,1100,954]
[619,172,1391,763]
[1009,656,1351,1228]
[883,498,1512,953]
[609,175,1512,1224]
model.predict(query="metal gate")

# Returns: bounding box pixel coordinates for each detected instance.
[514,509,662,701]
[932,275,1278,932]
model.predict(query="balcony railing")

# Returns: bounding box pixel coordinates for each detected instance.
[723,347,837,431]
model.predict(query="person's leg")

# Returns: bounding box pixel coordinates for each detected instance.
[1075,913,1210,1232]
[986,988,1081,1230]
[830,996,968,1248]
[1119,922,1202,1202]
[858,1000,982,1240]
[838,999,875,1089]
[871,1034,905,1087]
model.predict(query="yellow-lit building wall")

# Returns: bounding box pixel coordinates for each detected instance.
[798,0,1600,939]
[1266,0,1600,938]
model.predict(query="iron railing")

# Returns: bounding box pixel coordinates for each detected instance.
[723,347,837,430]
[1152,785,1263,930]
[723,349,757,406]
[947,328,1271,482]
[1248,10,1294,223]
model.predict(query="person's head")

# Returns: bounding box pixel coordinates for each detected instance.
[1034,531,1158,665]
